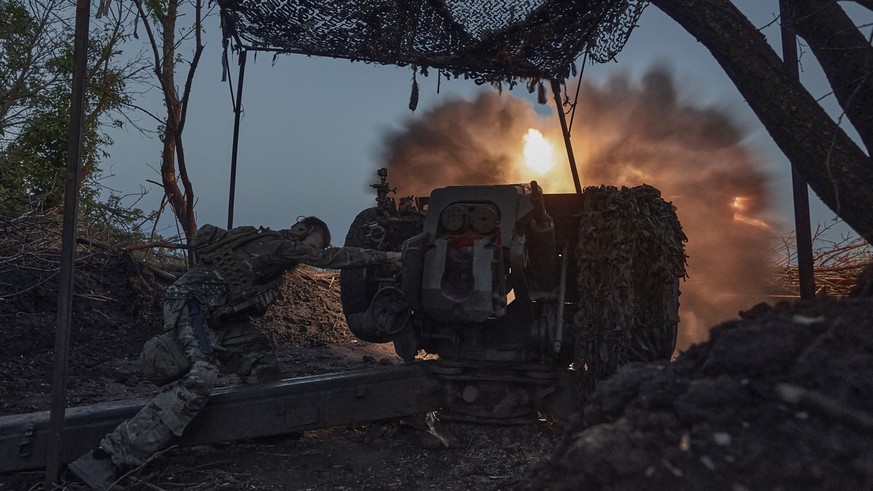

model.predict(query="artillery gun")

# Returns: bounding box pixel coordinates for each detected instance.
[341,169,686,422]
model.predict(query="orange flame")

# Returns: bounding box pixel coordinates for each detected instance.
[522,128,555,175]
[731,196,771,230]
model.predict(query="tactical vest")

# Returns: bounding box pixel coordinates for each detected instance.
[193,224,286,319]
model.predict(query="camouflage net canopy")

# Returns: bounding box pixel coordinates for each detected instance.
[217,0,647,84]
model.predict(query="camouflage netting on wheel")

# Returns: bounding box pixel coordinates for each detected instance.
[574,184,687,384]
[218,0,648,85]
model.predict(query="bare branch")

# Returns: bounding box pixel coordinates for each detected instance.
[123,241,188,251]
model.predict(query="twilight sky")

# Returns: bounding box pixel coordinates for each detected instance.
[101,1,868,240]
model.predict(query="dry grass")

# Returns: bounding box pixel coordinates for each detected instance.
[771,221,872,298]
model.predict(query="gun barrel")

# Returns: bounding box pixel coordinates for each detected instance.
[530,181,551,226]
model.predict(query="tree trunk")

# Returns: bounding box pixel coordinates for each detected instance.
[157,0,196,256]
[791,0,873,153]
[650,0,873,244]
[131,0,200,263]
[161,113,186,232]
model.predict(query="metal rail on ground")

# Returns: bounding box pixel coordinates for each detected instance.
[1,362,442,473]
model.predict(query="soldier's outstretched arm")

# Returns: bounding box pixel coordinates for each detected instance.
[305,246,400,269]
[274,239,400,269]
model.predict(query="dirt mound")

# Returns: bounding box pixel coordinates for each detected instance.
[253,268,356,347]
[520,294,873,490]
[0,215,169,414]
[0,216,362,416]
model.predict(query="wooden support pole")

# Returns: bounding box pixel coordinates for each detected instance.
[228,49,248,229]
[46,0,90,484]
[779,0,817,300]
[550,79,583,195]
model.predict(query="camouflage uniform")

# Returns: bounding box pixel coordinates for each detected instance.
[99,228,396,468]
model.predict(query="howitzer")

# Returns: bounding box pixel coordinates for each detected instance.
[342,169,686,422]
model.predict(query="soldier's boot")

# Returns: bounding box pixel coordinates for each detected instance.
[247,360,280,384]
[67,447,122,490]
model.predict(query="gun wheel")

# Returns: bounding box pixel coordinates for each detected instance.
[340,207,394,343]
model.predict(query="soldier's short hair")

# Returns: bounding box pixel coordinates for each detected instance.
[300,216,331,248]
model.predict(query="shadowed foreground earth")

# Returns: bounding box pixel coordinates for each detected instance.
[1,228,872,490]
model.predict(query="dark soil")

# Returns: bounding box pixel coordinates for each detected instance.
[1,216,872,490]
[521,293,873,491]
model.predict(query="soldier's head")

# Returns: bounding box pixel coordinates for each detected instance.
[291,216,331,249]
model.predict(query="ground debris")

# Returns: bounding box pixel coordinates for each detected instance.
[518,295,873,490]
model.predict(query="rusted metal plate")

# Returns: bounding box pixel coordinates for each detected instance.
[0,362,441,473]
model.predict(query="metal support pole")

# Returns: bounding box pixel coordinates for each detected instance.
[46,0,90,484]
[227,49,248,229]
[550,79,583,195]
[779,0,816,300]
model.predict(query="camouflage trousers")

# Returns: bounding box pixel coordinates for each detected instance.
[100,303,280,468]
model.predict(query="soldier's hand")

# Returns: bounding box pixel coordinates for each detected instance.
[387,251,402,263]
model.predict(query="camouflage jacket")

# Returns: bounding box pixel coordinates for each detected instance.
[163,227,394,329]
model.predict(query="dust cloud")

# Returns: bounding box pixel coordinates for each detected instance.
[380,67,779,349]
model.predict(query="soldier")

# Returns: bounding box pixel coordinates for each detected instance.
[67,216,401,490]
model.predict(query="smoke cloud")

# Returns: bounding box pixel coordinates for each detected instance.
[381,93,550,196]
[380,66,779,349]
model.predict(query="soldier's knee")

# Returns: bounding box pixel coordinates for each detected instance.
[180,360,219,397]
